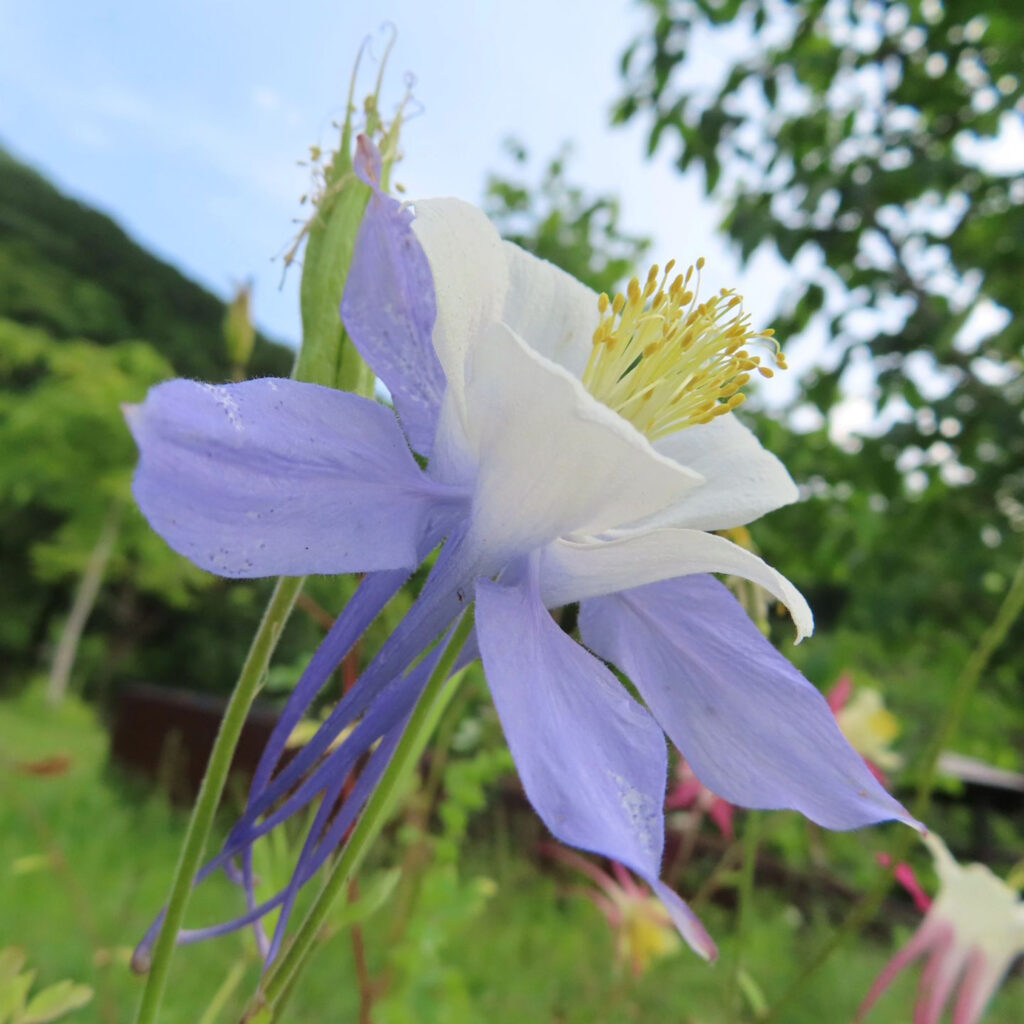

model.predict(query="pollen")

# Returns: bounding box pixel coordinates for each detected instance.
[581,259,785,441]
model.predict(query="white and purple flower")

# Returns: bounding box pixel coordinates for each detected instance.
[861,833,1024,1024]
[127,138,916,963]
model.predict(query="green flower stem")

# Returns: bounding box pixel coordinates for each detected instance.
[198,959,249,1024]
[134,575,304,1024]
[909,555,1024,821]
[732,811,761,1016]
[253,613,475,1021]
[763,554,1024,1022]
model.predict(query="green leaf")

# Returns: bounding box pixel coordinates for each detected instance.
[737,968,769,1019]
[0,951,26,985]
[19,981,93,1024]
[0,969,33,1024]
[295,162,373,392]
[328,867,402,931]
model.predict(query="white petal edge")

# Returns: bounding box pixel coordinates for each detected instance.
[539,527,814,641]
[642,413,799,531]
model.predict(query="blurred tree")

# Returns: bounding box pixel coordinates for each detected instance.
[224,280,256,382]
[484,138,651,295]
[0,321,211,697]
[614,0,1024,645]
[0,148,300,699]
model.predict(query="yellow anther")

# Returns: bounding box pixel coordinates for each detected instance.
[581,258,784,441]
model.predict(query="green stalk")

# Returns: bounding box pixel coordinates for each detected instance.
[251,613,475,1022]
[134,575,304,1024]
[732,812,761,1018]
[762,555,1024,1022]
[198,959,249,1024]
[909,555,1024,821]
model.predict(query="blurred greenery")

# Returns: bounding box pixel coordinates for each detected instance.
[2,690,1021,1023]
[485,138,651,296]
[2,7,1024,1015]
[615,0,1024,657]
[0,148,309,701]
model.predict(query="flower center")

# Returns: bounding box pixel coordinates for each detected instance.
[581,259,785,441]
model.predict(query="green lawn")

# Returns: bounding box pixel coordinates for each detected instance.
[1,689,1020,1024]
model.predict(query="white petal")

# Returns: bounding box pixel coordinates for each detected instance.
[411,198,508,392]
[462,322,703,568]
[643,414,798,531]
[539,527,814,641]
[501,240,600,379]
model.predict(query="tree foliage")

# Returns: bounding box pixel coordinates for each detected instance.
[0,148,304,698]
[484,139,651,296]
[615,0,1024,643]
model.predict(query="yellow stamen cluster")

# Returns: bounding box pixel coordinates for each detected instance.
[581,259,786,441]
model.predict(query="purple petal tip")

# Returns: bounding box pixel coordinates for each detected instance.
[354,133,383,190]
[130,944,152,975]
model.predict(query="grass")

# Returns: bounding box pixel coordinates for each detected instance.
[1,687,1021,1023]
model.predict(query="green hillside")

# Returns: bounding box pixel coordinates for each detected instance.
[0,146,292,379]
[0,147,309,700]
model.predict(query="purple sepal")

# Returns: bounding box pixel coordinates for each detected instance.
[127,378,463,577]
[580,575,917,831]
[341,140,445,457]
[474,566,714,958]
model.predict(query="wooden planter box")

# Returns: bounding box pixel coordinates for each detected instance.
[109,683,280,805]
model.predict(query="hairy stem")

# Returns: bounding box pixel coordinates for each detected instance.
[732,812,761,1017]
[133,575,304,1024]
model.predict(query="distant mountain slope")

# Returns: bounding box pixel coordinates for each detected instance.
[0,146,292,379]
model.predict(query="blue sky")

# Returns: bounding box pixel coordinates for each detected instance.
[3,0,1017,438]
[0,0,786,344]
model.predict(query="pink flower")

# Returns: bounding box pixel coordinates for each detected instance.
[544,845,684,975]
[827,675,903,786]
[860,833,1024,1024]
[665,758,735,840]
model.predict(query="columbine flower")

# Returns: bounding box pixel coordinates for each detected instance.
[127,136,915,964]
[545,845,682,976]
[860,833,1024,1024]
[665,758,735,841]
[828,675,903,784]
